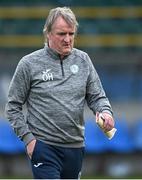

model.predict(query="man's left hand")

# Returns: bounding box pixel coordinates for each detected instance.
[96,112,115,132]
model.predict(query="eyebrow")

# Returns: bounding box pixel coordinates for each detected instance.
[57,32,75,35]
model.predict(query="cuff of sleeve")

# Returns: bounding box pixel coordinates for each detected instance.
[22,133,36,146]
[101,110,113,117]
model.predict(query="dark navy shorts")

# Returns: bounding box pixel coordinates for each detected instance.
[30,140,84,179]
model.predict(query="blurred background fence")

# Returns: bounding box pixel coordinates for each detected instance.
[0,0,142,178]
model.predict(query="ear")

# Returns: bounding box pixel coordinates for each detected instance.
[46,33,49,39]
[47,32,52,39]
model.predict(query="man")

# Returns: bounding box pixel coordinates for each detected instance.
[5,7,114,179]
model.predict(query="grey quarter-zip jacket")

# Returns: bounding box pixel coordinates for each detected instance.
[5,46,113,148]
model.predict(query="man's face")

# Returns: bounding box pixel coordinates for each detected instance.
[48,16,76,58]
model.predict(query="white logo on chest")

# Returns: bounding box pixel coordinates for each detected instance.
[42,69,53,81]
[70,64,79,74]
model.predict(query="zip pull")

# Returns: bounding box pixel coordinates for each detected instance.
[60,59,65,77]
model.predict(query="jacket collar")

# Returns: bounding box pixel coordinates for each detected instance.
[44,44,72,60]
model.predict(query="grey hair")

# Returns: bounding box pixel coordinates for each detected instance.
[43,7,79,43]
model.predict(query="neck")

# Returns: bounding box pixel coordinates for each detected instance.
[47,44,70,60]
[60,54,65,60]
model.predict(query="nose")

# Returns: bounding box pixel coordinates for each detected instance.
[64,34,70,43]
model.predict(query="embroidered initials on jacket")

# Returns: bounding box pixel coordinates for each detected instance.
[42,69,53,81]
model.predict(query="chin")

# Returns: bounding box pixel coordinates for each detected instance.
[64,49,72,55]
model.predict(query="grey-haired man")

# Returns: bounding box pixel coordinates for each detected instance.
[5,7,114,179]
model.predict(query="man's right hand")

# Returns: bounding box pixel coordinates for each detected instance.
[26,139,36,159]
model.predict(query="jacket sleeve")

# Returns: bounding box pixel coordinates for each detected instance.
[5,58,35,145]
[85,55,113,116]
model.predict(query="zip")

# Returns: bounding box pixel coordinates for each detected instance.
[60,59,65,77]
